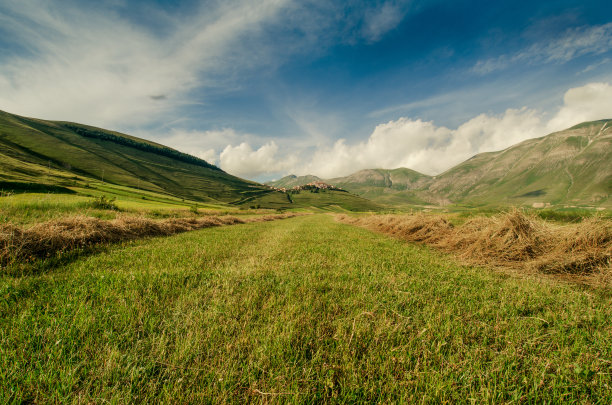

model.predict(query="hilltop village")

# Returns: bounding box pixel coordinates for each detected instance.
[269,181,344,194]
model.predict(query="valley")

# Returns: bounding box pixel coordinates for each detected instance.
[1,110,610,403]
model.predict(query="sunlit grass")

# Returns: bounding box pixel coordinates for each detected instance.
[1,215,610,402]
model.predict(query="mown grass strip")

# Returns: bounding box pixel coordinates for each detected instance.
[1,214,610,403]
[338,210,612,286]
[0,213,300,268]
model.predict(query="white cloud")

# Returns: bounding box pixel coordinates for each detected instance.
[547,82,612,131]
[362,2,406,42]
[159,81,612,180]
[195,149,218,166]
[155,127,266,167]
[0,0,290,128]
[293,82,611,178]
[219,142,296,178]
[297,108,545,177]
[473,22,612,74]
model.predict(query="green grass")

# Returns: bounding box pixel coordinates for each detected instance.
[0,110,292,208]
[0,109,382,212]
[0,187,261,224]
[0,193,117,224]
[1,215,610,403]
[533,208,611,222]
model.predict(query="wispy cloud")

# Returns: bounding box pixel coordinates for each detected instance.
[473,22,612,74]
[0,0,291,128]
[0,0,415,131]
[361,1,407,42]
[579,57,610,74]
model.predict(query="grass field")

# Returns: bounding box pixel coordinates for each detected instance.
[0,110,382,212]
[2,214,610,403]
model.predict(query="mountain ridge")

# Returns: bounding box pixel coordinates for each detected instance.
[268,120,612,208]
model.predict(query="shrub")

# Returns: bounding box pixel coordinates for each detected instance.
[90,195,118,210]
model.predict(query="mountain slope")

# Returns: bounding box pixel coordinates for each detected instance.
[268,120,611,208]
[0,110,382,211]
[265,174,323,189]
[0,110,284,205]
[429,119,612,206]
[327,168,435,205]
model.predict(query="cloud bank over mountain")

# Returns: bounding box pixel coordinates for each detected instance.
[214,82,612,178]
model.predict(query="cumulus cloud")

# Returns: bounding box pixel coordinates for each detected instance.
[193,108,545,179]
[157,127,271,168]
[220,142,297,178]
[547,82,612,131]
[158,81,612,180]
[195,149,219,166]
[298,108,545,177]
[473,22,612,74]
[293,82,611,178]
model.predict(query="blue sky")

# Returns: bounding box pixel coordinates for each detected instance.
[1,0,611,180]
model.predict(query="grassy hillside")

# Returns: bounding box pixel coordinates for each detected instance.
[267,168,437,207]
[238,188,381,212]
[429,120,612,207]
[273,121,611,209]
[0,110,382,211]
[2,215,610,402]
[328,168,436,206]
[0,110,289,206]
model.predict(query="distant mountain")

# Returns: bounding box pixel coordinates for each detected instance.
[265,174,323,189]
[270,120,612,208]
[329,168,430,188]
[0,110,381,211]
[327,168,436,206]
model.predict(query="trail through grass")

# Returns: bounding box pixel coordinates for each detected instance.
[1,214,611,403]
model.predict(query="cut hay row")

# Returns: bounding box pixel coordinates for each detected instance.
[337,211,612,283]
[0,213,300,266]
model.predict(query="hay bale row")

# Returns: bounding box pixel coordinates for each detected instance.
[337,211,612,279]
[0,213,299,266]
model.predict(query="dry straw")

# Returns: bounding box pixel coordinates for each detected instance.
[0,213,299,266]
[338,210,611,283]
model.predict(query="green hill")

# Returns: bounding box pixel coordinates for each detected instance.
[429,119,612,207]
[269,168,445,206]
[0,110,281,204]
[269,121,611,209]
[265,174,323,189]
[327,168,436,206]
[0,110,381,211]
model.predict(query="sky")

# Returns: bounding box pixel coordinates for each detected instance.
[0,0,611,181]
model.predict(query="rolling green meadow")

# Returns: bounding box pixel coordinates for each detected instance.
[1,0,612,399]
[2,214,611,403]
[1,111,611,403]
